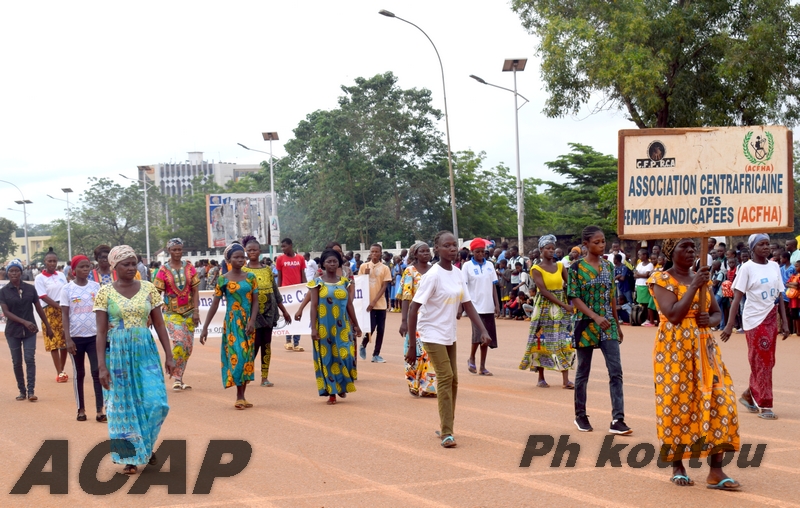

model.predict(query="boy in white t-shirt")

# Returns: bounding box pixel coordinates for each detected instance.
[59,255,104,422]
[406,232,491,449]
[634,249,656,326]
[461,238,500,376]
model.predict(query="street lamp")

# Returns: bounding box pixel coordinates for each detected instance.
[47,188,73,259]
[120,169,153,263]
[238,135,280,257]
[6,206,30,265]
[0,179,31,264]
[470,58,528,251]
[379,9,459,240]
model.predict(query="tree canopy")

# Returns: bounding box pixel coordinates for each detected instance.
[0,217,17,261]
[512,0,800,128]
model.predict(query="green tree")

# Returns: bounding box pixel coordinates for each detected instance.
[512,0,800,128]
[452,151,516,239]
[0,217,17,261]
[273,72,450,249]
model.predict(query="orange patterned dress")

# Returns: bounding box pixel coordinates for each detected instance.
[648,271,739,461]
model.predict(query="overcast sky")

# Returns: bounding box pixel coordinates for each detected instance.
[0,0,635,228]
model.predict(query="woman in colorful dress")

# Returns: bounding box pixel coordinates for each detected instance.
[307,248,361,405]
[0,259,54,401]
[519,235,574,388]
[242,236,291,387]
[199,243,258,409]
[35,248,69,383]
[398,241,436,397]
[649,238,740,490]
[721,233,789,420]
[153,238,201,391]
[95,246,175,475]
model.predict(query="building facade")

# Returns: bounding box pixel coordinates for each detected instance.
[143,151,262,197]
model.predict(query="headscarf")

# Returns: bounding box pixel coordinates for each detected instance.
[5,259,23,272]
[166,238,183,249]
[223,243,245,261]
[748,233,769,252]
[570,246,581,255]
[407,241,428,265]
[661,238,682,262]
[538,234,556,250]
[469,238,489,251]
[108,245,137,270]
[71,254,90,270]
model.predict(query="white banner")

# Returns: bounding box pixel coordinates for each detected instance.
[195,275,370,339]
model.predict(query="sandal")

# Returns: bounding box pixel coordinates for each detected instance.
[338,392,347,399]
[243,400,253,408]
[234,400,246,410]
[479,369,493,376]
[173,381,182,391]
[327,396,337,405]
[537,380,550,388]
[261,379,274,387]
[467,359,477,374]
[96,414,107,423]
[758,410,778,420]
[122,465,138,475]
[670,474,694,486]
[180,382,191,390]
[706,478,740,490]
[293,345,305,352]
[739,397,758,413]
[563,381,575,389]
[77,413,87,422]
[440,435,457,448]
[148,453,158,466]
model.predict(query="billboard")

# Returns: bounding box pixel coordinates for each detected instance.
[206,193,270,248]
[618,126,793,239]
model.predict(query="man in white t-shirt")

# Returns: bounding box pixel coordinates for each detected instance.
[462,238,500,376]
[604,241,626,264]
[304,252,318,281]
[721,233,790,418]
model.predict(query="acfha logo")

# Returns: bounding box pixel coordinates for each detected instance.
[743,131,774,164]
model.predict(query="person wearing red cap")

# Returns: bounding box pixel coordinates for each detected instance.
[60,254,104,421]
[461,238,500,376]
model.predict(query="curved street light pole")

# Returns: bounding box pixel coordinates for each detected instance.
[379,9,458,240]
[0,179,31,264]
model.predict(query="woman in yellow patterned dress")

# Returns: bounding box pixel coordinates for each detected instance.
[648,238,740,491]
[199,243,259,409]
[308,249,361,405]
[398,241,436,397]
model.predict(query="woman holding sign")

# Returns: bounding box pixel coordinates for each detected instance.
[721,234,789,420]
[199,243,259,409]
[649,238,740,490]
[242,236,291,387]
[307,249,361,405]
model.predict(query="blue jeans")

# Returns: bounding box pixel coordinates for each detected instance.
[7,334,36,396]
[574,339,624,421]
[286,335,300,347]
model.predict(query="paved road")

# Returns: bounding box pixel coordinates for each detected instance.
[1,314,798,507]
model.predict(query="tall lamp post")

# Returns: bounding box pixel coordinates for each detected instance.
[47,188,73,259]
[6,206,31,265]
[378,9,459,240]
[238,135,279,258]
[470,58,528,251]
[1,179,31,265]
[120,169,153,263]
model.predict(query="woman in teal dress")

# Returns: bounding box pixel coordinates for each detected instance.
[308,249,362,405]
[200,243,259,409]
[95,245,176,475]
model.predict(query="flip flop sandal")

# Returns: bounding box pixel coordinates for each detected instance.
[758,411,778,420]
[563,382,575,389]
[440,435,457,448]
[479,369,493,376]
[123,465,138,475]
[537,381,550,388]
[173,381,182,391]
[327,396,337,405]
[243,400,253,408]
[149,453,158,466]
[180,383,192,390]
[96,414,107,423]
[77,413,87,421]
[739,397,759,413]
[467,359,477,374]
[234,400,246,410]
[706,478,740,490]
[261,380,274,387]
[670,474,694,486]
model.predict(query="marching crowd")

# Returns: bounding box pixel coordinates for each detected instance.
[0,227,793,491]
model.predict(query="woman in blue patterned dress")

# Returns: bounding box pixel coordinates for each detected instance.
[95,246,176,475]
[200,243,259,409]
[308,249,362,405]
